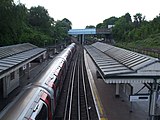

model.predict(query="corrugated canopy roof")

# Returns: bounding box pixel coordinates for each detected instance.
[0,43,37,59]
[0,43,46,78]
[85,42,160,83]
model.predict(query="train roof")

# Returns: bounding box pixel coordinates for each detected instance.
[33,43,74,85]
[33,58,63,84]
[0,87,41,120]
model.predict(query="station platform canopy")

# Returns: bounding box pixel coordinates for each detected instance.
[0,43,46,79]
[85,42,160,83]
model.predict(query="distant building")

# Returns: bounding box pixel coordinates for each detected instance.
[108,25,115,29]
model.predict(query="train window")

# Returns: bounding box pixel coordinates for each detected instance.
[35,104,47,120]
[30,101,48,120]
[55,78,59,85]
[41,92,52,119]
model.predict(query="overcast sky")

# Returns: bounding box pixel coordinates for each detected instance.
[14,0,160,29]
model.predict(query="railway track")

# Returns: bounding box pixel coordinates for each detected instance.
[66,45,90,120]
[54,43,98,120]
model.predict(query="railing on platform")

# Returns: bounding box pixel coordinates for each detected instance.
[129,47,160,59]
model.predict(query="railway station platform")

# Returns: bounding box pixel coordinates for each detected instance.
[0,58,52,111]
[84,50,150,120]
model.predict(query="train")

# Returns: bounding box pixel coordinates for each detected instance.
[0,43,76,120]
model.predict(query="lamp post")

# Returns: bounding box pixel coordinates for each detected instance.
[44,40,47,48]
[54,39,57,54]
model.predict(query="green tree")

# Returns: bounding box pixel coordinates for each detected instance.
[133,13,145,27]
[28,6,54,32]
[61,18,72,30]
[103,16,118,28]
[112,14,133,42]
[0,2,72,47]
[54,19,71,44]
[85,25,95,28]
[150,14,160,34]
[0,1,28,45]
[96,23,103,28]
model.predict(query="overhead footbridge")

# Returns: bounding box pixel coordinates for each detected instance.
[84,42,160,119]
[68,28,111,35]
[68,28,112,44]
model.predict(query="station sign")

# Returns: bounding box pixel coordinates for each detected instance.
[129,94,150,102]
[23,64,27,70]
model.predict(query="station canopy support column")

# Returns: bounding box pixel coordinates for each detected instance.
[150,79,159,120]
[82,34,85,45]
[115,83,120,97]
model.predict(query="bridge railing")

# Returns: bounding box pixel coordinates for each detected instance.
[96,28,111,34]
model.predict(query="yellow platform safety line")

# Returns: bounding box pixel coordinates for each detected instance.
[101,118,108,120]
[88,70,108,120]
[84,50,108,120]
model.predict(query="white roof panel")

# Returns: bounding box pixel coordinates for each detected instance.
[92,42,114,52]
[0,60,17,65]
[0,63,13,67]
[0,43,37,59]
[92,42,158,71]
[2,59,20,63]
[85,45,132,76]
[0,47,46,76]
[85,42,160,83]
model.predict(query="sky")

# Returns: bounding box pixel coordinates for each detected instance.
[14,0,160,29]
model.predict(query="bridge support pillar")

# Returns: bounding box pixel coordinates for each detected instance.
[27,63,30,79]
[77,35,81,43]
[82,34,85,44]
[78,34,85,44]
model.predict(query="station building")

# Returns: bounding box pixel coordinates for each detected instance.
[0,43,46,98]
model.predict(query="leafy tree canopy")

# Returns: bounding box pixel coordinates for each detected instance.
[96,23,103,29]
[28,6,54,29]
[85,25,95,29]
[0,2,72,47]
[97,12,160,48]
[96,16,118,29]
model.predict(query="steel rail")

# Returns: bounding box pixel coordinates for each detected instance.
[68,53,80,120]
[64,45,91,120]
[81,53,90,120]
[63,53,79,120]
[78,54,81,120]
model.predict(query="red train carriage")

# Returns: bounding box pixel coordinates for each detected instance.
[0,87,53,120]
